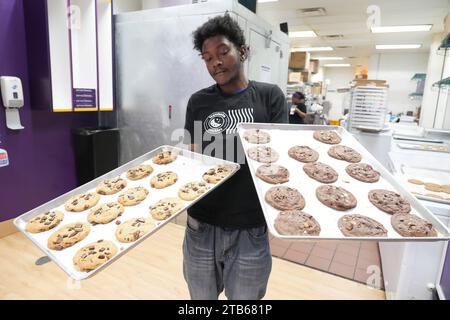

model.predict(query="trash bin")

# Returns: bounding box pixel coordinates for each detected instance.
[72,127,120,186]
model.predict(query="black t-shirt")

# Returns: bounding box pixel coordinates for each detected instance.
[289,103,307,124]
[183,80,288,229]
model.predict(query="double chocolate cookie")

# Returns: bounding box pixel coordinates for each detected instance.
[316,185,357,211]
[274,210,321,236]
[313,130,341,145]
[303,162,338,184]
[328,145,362,163]
[368,189,411,215]
[288,146,319,163]
[345,163,380,183]
[338,214,387,237]
[255,164,289,184]
[391,213,437,237]
[265,186,305,211]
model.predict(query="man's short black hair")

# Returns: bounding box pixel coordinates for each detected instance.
[193,14,246,52]
[293,92,305,100]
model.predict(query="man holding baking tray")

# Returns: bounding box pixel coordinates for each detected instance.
[182,14,287,300]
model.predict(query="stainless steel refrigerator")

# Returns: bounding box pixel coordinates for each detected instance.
[112,0,289,164]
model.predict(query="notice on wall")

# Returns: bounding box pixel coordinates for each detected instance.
[260,64,272,83]
[73,88,97,111]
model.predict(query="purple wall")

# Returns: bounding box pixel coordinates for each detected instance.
[439,246,450,299]
[0,0,97,222]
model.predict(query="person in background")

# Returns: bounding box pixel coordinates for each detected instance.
[289,91,307,124]
[182,14,287,300]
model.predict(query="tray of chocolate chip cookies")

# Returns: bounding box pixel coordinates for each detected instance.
[237,123,450,242]
[14,146,239,280]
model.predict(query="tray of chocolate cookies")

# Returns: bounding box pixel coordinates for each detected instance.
[14,146,239,280]
[237,123,450,241]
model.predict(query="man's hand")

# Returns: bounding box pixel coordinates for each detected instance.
[188,144,197,152]
[294,107,306,119]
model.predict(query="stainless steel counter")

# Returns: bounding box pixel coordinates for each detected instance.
[350,124,450,300]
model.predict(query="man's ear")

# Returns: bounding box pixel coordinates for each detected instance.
[240,45,249,61]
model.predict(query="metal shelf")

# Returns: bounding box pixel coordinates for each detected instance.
[432,77,450,90]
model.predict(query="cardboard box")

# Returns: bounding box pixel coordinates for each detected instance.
[352,79,388,87]
[289,52,310,70]
[310,59,319,74]
[311,84,322,95]
[288,72,302,83]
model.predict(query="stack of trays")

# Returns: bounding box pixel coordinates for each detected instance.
[237,123,450,241]
[348,86,388,132]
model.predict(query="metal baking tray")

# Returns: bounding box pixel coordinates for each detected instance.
[237,123,450,241]
[14,146,240,280]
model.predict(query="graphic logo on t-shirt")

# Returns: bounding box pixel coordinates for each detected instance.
[204,108,254,135]
[204,112,230,134]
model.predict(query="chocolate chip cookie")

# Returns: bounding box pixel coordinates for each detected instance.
[47,222,90,250]
[391,213,437,237]
[338,214,387,237]
[126,164,153,180]
[345,163,380,183]
[368,189,411,215]
[64,192,100,212]
[73,240,118,272]
[87,202,124,225]
[115,218,155,243]
[243,129,271,144]
[255,164,289,184]
[328,145,362,163]
[118,187,149,206]
[288,146,319,163]
[303,162,338,183]
[150,171,178,189]
[202,165,234,184]
[247,146,279,163]
[274,210,321,236]
[96,177,128,195]
[316,185,357,211]
[25,210,64,233]
[265,186,305,211]
[178,181,210,201]
[149,197,184,220]
[313,130,342,145]
[152,150,177,165]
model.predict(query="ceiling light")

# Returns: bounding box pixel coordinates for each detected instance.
[297,7,327,17]
[324,64,351,67]
[289,31,317,38]
[376,44,422,49]
[313,57,344,61]
[371,25,432,33]
[292,47,333,52]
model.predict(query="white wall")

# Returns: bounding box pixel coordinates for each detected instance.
[323,67,355,119]
[368,52,429,115]
[113,0,142,13]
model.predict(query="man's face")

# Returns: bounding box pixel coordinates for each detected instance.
[201,35,243,86]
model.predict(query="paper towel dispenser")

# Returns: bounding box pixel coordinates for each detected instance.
[0,76,25,130]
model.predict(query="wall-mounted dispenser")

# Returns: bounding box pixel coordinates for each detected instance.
[0,76,25,130]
